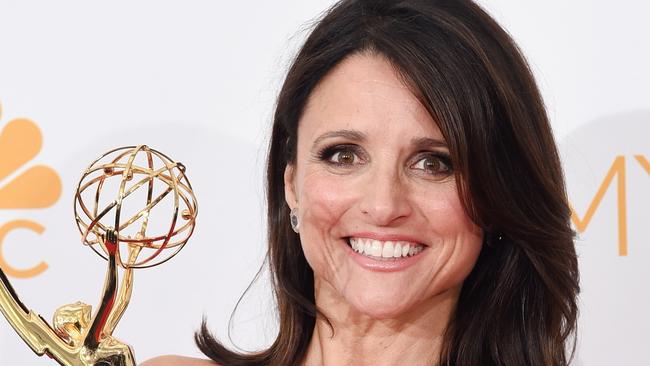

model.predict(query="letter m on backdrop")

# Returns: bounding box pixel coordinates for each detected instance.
[570,155,650,256]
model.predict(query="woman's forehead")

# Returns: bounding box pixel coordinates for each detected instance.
[299,53,443,142]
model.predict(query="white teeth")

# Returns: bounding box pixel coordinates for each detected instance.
[371,241,383,257]
[393,242,402,257]
[348,238,424,259]
[401,243,410,257]
[382,241,394,258]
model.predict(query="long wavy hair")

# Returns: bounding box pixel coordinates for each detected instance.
[196,1,580,365]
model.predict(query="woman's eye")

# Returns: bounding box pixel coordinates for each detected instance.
[411,154,452,176]
[318,145,363,166]
[329,150,357,165]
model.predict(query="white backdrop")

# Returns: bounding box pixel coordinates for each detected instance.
[0,1,648,365]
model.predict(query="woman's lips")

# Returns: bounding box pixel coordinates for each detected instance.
[344,236,427,272]
[348,237,425,259]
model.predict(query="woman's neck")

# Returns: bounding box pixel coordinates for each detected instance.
[301,280,460,366]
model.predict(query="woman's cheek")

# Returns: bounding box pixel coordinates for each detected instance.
[297,170,357,268]
[414,183,483,286]
[417,182,472,235]
[299,170,358,230]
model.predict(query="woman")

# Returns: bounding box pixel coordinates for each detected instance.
[144,0,579,365]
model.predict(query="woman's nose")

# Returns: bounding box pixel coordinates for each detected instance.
[358,166,412,226]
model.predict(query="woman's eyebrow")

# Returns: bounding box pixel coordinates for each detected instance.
[312,129,367,146]
[311,130,446,149]
[411,136,448,149]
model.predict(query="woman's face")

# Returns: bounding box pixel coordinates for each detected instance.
[284,52,483,319]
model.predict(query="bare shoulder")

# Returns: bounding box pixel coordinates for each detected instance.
[139,355,220,366]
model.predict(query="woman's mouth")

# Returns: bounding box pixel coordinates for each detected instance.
[347,237,425,261]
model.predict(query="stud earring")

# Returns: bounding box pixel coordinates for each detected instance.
[290,207,300,233]
[486,232,504,247]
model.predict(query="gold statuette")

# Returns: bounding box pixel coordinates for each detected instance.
[0,145,198,365]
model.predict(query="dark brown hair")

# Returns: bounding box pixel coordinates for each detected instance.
[196,1,579,365]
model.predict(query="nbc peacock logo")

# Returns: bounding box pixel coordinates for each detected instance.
[0,102,62,278]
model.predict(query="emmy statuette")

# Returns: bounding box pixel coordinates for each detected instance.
[0,145,198,366]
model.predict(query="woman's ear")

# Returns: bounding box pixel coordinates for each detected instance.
[284,164,297,208]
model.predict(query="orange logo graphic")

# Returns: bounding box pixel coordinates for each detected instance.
[0,103,62,278]
[570,155,650,257]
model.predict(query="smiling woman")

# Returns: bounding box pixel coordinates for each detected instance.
[283,54,484,328]
[143,0,579,365]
